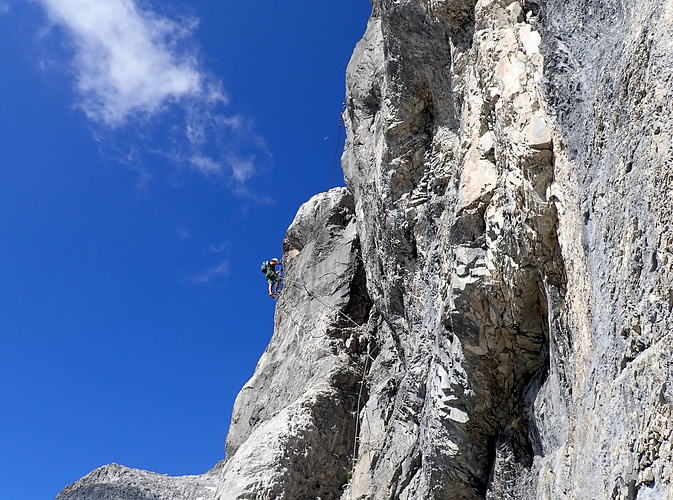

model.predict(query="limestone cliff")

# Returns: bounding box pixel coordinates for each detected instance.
[338,0,673,498]
[215,187,373,499]
[219,0,673,498]
[57,1,673,499]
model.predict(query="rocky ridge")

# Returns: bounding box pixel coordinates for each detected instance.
[57,1,673,499]
[54,462,222,500]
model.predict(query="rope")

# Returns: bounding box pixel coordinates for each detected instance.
[273,263,375,490]
[279,300,326,342]
[349,337,372,484]
[281,275,362,329]
[329,102,347,189]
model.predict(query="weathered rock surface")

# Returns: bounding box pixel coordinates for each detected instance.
[340,0,673,498]
[342,1,567,497]
[55,462,222,500]
[532,0,673,498]
[216,187,374,500]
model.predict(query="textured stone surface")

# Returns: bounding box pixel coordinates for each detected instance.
[55,462,222,500]
[342,1,565,497]
[531,0,673,498]
[340,0,673,498]
[215,187,374,500]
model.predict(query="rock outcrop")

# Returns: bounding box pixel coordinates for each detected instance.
[55,462,222,500]
[57,1,673,499]
[339,0,672,498]
[216,188,374,500]
[342,1,571,497]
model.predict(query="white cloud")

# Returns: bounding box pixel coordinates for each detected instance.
[190,154,222,175]
[209,242,229,253]
[0,3,9,15]
[34,0,270,194]
[228,155,255,184]
[193,260,229,283]
[37,0,218,126]
[188,153,258,192]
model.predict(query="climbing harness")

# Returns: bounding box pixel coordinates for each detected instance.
[272,275,284,300]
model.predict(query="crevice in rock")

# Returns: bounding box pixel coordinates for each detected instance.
[482,282,552,497]
[344,239,375,327]
[448,210,563,497]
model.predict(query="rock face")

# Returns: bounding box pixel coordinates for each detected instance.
[342,1,570,497]
[216,187,374,500]
[531,1,673,497]
[344,0,673,499]
[57,1,673,499]
[55,462,222,500]
[339,0,673,498]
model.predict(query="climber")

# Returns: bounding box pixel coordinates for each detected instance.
[261,258,282,298]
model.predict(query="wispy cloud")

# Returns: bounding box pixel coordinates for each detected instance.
[190,154,222,175]
[193,260,229,284]
[34,0,269,192]
[0,3,9,15]
[229,154,255,184]
[188,242,231,283]
[209,242,229,253]
[37,0,215,126]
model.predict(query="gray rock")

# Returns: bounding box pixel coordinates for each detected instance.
[216,188,374,500]
[340,0,673,498]
[55,462,222,500]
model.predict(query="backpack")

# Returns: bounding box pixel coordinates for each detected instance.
[261,261,270,274]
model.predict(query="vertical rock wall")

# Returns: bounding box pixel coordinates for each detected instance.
[533,1,673,498]
[216,188,374,500]
[343,1,569,497]
[341,0,673,499]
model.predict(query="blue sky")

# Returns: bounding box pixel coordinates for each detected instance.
[0,1,372,498]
